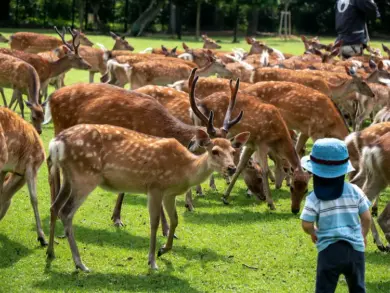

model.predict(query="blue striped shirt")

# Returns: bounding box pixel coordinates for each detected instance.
[300,182,371,252]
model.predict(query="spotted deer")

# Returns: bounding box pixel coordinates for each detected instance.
[107,57,233,90]
[0,27,91,103]
[202,35,221,49]
[9,29,93,53]
[47,123,249,271]
[191,78,310,213]
[0,107,47,246]
[350,132,390,252]
[47,77,243,227]
[109,31,134,51]
[152,45,182,56]
[0,53,44,133]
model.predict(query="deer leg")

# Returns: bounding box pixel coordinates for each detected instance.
[89,71,95,83]
[223,147,255,204]
[0,88,7,108]
[271,153,285,190]
[371,220,386,251]
[354,100,373,131]
[372,198,378,217]
[209,174,217,191]
[184,189,194,211]
[26,170,47,246]
[111,193,125,227]
[195,184,204,197]
[256,150,276,210]
[160,205,170,237]
[158,195,178,257]
[9,90,19,111]
[377,202,390,250]
[58,179,98,272]
[0,174,25,221]
[147,191,163,270]
[17,92,25,119]
[295,133,309,157]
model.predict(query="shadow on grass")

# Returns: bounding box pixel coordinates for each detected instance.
[366,281,390,292]
[365,250,390,265]
[33,270,202,292]
[0,234,33,268]
[183,209,298,226]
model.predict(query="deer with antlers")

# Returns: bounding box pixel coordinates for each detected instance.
[0,53,44,133]
[0,107,47,246]
[0,27,91,104]
[9,29,93,53]
[190,78,310,212]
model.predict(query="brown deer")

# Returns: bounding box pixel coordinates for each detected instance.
[372,106,390,124]
[9,29,93,53]
[243,81,350,156]
[152,45,182,56]
[0,27,91,103]
[109,31,134,51]
[202,35,221,49]
[47,123,249,271]
[107,57,233,90]
[47,76,243,227]
[0,107,47,246]
[0,53,44,133]
[191,79,310,213]
[182,43,218,67]
[169,76,251,99]
[0,33,9,43]
[350,132,390,251]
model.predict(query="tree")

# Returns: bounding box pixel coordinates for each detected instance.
[129,0,165,36]
[195,0,202,40]
[0,0,11,24]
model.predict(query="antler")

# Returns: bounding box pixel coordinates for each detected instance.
[54,26,73,51]
[222,79,244,134]
[189,75,217,136]
[67,27,80,55]
[188,68,197,89]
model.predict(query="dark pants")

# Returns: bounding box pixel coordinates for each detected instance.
[316,241,365,293]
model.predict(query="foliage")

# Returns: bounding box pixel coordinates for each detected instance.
[0,30,390,293]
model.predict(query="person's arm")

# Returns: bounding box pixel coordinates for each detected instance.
[302,221,318,243]
[356,0,380,19]
[300,193,319,243]
[360,209,371,246]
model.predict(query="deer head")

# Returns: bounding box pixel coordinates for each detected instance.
[54,27,92,70]
[72,28,94,46]
[202,34,221,49]
[161,45,178,57]
[110,31,134,51]
[182,43,211,67]
[246,37,273,56]
[345,66,375,97]
[290,169,310,214]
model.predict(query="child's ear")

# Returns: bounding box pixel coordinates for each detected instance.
[231,132,250,148]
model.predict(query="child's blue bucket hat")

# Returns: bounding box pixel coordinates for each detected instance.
[301,138,355,178]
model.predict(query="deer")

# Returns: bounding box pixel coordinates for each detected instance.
[190,78,310,213]
[46,74,243,226]
[350,132,390,252]
[0,107,47,246]
[106,56,233,90]
[169,76,251,99]
[0,33,9,43]
[372,106,390,124]
[9,29,93,53]
[109,31,134,51]
[242,81,350,156]
[152,45,182,57]
[0,27,91,103]
[182,43,219,67]
[201,34,221,49]
[47,123,250,271]
[0,53,44,133]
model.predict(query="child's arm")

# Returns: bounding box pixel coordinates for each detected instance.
[359,209,371,246]
[302,221,318,243]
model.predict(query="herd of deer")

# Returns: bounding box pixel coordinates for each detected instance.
[0,28,390,271]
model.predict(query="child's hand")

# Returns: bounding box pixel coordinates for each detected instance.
[311,233,317,244]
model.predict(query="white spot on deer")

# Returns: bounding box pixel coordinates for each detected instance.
[78,162,84,167]
[75,139,84,146]
[86,153,93,158]
[86,142,91,147]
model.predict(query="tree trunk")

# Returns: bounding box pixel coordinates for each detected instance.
[130,0,164,36]
[124,0,129,32]
[195,1,202,40]
[246,7,259,36]
[176,4,182,40]
[233,3,239,43]
[167,0,176,34]
[0,0,11,23]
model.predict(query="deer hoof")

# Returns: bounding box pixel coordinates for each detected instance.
[113,219,125,227]
[185,203,194,212]
[38,236,48,247]
[197,192,205,198]
[268,203,276,210]
[76,263,90,272]
[377,244,387,252]
[222,197,230,205]
[46,250,55,260]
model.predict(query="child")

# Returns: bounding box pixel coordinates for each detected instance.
[300,138,372,293]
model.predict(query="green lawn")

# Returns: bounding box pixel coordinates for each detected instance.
[0,30,389,293]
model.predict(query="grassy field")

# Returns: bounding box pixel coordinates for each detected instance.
[0,29,389,293]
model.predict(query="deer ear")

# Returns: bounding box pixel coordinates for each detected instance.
[195,129,211,147]
[369,59,377,70]
[378,60,384,71]
[231,132,250,149]
[313,49,323,57]
[161,45,168,53]
[171,46,177,53]
[300,35,307,42]
[183,42,189,51]
[62,45,71,54]
[109,31,118,39]
[330,47,340,57]
[24,100,33,108]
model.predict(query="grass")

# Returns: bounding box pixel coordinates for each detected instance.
[0,29,389,292]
